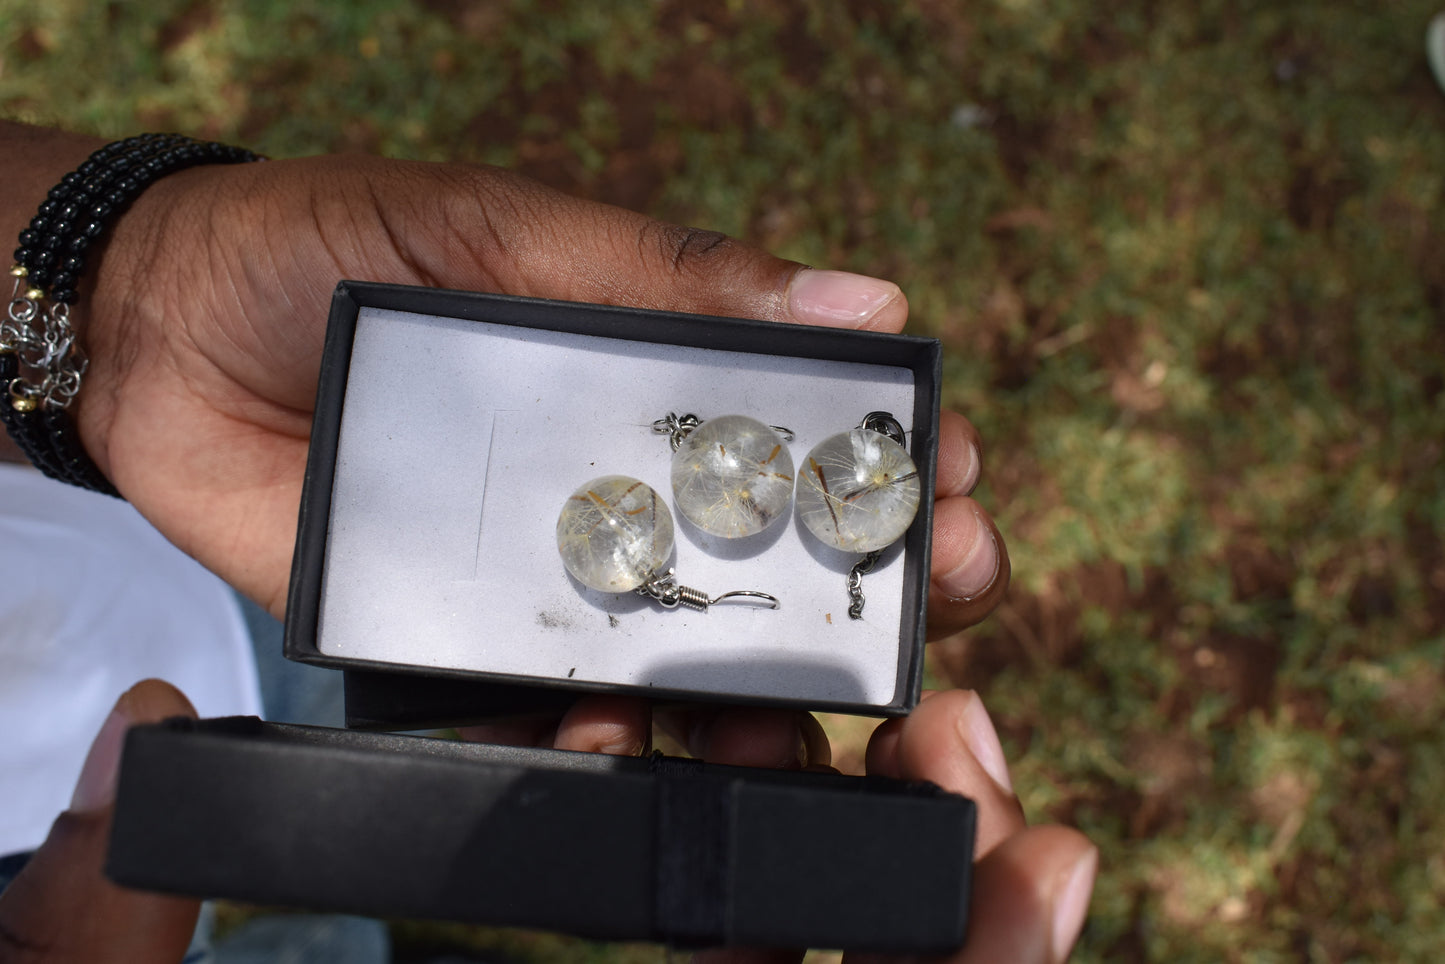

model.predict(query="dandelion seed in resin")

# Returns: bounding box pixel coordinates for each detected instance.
[556,475,674,592]
[670,415,795,538]
[797,429,921,553]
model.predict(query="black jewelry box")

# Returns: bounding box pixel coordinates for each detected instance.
[107,284,974,952]
[290,282,943,724]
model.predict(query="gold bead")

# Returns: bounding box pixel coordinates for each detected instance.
[9,265,26,278]
[10,394,37,413]
[23,287,44,302]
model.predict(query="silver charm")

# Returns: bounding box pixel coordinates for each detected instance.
[653,412,796,538]
[556,475,780,612]
[796,412,921,618]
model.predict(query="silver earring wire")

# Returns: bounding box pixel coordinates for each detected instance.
[845,412,914,619]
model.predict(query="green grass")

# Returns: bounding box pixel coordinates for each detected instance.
[5,1,1444,960]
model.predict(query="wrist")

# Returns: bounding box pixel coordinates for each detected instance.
[0,125,109,241]
[2,129,262,493]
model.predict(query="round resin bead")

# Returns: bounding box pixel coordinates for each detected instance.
[671,415,795,538]
[796,429,921,553]
[556,475,674,592]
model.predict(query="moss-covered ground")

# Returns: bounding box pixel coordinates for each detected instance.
[5,2,1443,960]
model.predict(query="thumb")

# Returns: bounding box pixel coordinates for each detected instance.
[954,825,1097,964]
[424,160,911,333]
[290,156,910,334]
[0,680,201,964]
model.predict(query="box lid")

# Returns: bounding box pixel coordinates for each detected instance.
[107,716,974,953]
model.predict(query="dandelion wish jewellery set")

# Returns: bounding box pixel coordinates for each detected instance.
[554,410,921,617]
[297,285,944,713]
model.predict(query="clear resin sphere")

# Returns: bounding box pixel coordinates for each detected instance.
[671,415,795,538]
[556,475,674,592]
[797,429,922,552]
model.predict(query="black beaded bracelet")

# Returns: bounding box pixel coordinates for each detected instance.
[3,133,263,496]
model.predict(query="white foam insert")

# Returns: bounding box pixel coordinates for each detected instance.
[317,307,922,709]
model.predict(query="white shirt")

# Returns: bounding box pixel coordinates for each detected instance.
[0,464,261,856]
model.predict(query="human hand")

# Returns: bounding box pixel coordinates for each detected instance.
[72,153,1006,627]
[692,690,1097,964]
[0,680,201,964]
[53,148,1006,758]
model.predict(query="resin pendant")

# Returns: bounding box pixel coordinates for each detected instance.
[557,474,780,611]
[556,475,674,592]
[797,417,921,554]
[667,414,796,538]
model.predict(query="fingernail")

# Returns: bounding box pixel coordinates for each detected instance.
[960,440,982,496]
[936,511,1000,599]
[793,715,811,769]
[958,692,1013,794]
[788,269,903,329]
[70,692,135,812]
[600,731,649,757]
[687,717,713,759]
[1051,847,1098,962]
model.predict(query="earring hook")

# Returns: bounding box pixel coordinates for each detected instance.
[638,569,781,612]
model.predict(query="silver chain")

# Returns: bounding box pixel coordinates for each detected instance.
[847,549,883,619]
[845,412,908,620]
[3,274,87,410]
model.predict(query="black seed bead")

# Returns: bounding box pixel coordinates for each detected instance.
[12,135,265,496]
